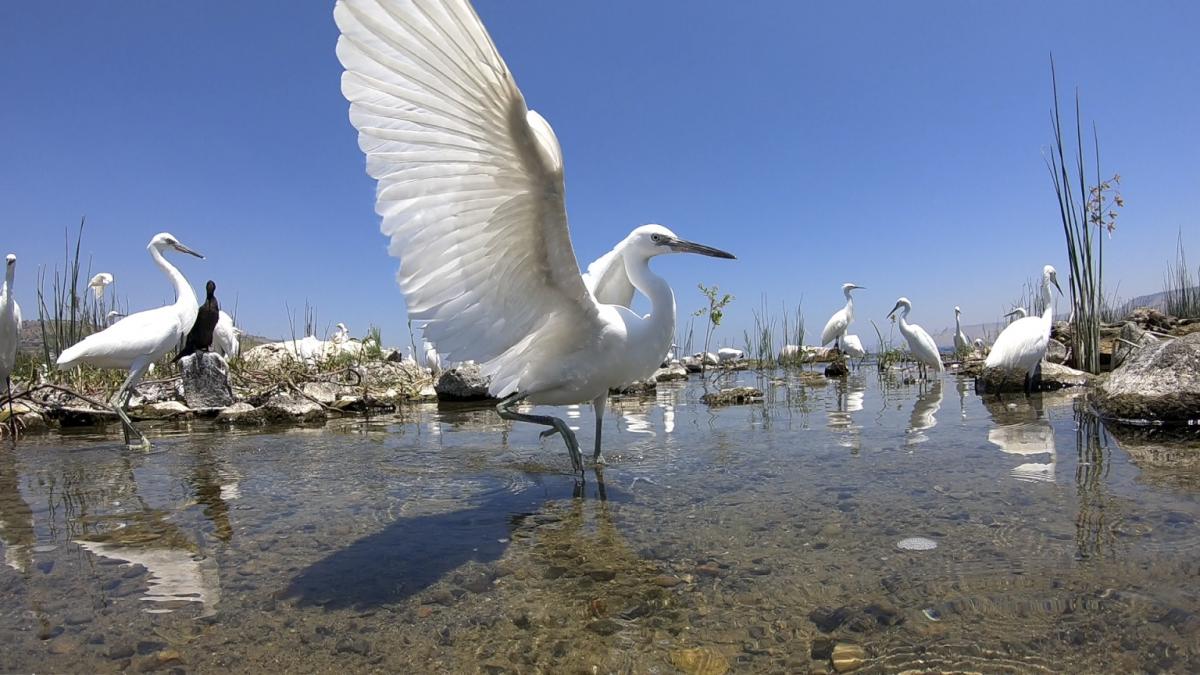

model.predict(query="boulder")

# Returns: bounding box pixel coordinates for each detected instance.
[261,393,327,423]
[435,364,494,402]
[701,386,764,406]
[217,402,260,424]
[824,359,849,378]
[611,379,655,396]
[1111,322,1152,369]
[976,361,1092,393]
[180,352,234,408]
[301,382,339,406]
[1045,338,1068,364]
[653,363,689,382]
[137,401,192,419]
[1094,333,1200,423]
[127,380,180,408]
[1125,306,1176,332]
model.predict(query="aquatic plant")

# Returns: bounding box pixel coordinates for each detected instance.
[742,296,804,368]
[693,283,732,374]
[1163,231,1200,319]
[1046,57,1124,374]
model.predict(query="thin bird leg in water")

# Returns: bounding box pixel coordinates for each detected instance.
[4,378,16,437]
[111,367,150,449]
[592,394,606,465]
[496,395,582,472]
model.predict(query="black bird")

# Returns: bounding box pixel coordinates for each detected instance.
[175,280,220,362]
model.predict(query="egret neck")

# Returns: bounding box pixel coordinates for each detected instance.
[621,248,675,360]
[150,241,198,319]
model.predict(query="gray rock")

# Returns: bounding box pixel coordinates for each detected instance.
[301,382,338,406]
[611,379,655,395]
[1045,338,1069,364]
[1112,322,1151,369]
[126,381,179,408]
[653,363,689,382]
[435,364,494,402]
[1094,333,1200,423]
[261,393,327,423]
[977,361,1092,393]
[137,401,192,419]
[217,402,260,424]
[180,352,234,408]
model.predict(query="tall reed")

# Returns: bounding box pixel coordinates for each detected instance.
[1163,231,1200,319]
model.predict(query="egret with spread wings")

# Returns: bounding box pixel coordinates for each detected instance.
[334,0,734,472]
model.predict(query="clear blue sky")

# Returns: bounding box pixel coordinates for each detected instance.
[2,1,1198,347]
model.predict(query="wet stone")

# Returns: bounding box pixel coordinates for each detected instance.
[587,618,623,636]
[335,637,371,656]
[830,643,866,672]
[108,645,136,660]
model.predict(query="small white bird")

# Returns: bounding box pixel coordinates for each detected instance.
[953,306,970,354]
[887,297,944,379]
[335,0,735,471]
[779,344,802,360]
[56,233,204,447]
[213,310,241,360]
[88,273,115,301]
[821,283,864,350]
[331,323,350,344]
[423,339,442,377]
[716,347,745,363]
[973,337,986,355]
[1004,307,1028,323]
[986,265,1062,391]
[2,254,23,431]
[842,334,866,365]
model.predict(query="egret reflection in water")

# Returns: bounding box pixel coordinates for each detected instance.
[0,446,34,574]
[827,379,866,450]
[984,396,1057,483]
[906,381,943,446]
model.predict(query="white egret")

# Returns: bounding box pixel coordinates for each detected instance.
[820,283,864,350]
[331,323,350,344]
[213,311,241,360]
[423,339,442,377]
[842,334,866,366]
[972,337,986,356]
[887,297,943,379]
[2,255,22,432]
[88,272,114,301]
[56,233,204,446]
[953,306,970,354]
[985,265,1062,390]
[334,0,735,471]
[1004,307,1028,323]
[716,347,745,363]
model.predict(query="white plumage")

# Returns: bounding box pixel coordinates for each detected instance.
[953,306,970,353]
[56,233,204,446]
[717,347,745,362]
[423,339,442,377]
[334,0,733,470]
[842,334,865,360]
[2,255,23,427]
[888,297,943,378]
[986,265,1061,383]
[88,272,114,301]
[820,283,863,348]
[213,310,241,360]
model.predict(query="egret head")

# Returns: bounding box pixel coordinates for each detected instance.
[149,232,204,259]
[5,254,14,275]
[1043,265,1062,295]
[954,305,961,315]
[842,282,864,295]
[336,322,347,332]
[887,297,912,319]
[1004,307,1027,319]
[627,224,735,260]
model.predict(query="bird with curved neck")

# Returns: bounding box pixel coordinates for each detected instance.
[2,254,22,435]
[57,233,204,447]
[821,283,864,351]
[986,265,1062,391]
[887,297,944,379]
[175,280,220,363]
[953,306,970,355]
[335,0,735,473]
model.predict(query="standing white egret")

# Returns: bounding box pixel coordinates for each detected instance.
[716,347,745,363]
[56,233,204,447]
[842,334,866,367]
[213,311,241,360]
[986,265,1062,391]
[334,0,735,471]
[1,255,22,433]
[887,297,943,379]
[820,283,864,350]
[953,306,970,354]
[88,273,114,301]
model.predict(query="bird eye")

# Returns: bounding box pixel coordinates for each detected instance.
[651,234,662,243]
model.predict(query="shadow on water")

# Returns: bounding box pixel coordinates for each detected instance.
[284,470,623,610]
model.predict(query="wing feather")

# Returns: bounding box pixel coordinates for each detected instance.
[335,0,603,395]
[582,247,636,308]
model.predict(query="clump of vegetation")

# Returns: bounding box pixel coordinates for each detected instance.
[871,319,906,372]
[1163,232,1200,319]
[1046,57,1124,374]
[693,283,733,373]
[742,295,804,369]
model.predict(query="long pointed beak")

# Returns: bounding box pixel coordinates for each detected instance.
[887,303,900,319]
[667,237,735,259]
[1052,277,1062,295]
[173,243,205,259]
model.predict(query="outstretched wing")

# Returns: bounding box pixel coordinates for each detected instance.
[335,0,604,396]
[582,247,635,308]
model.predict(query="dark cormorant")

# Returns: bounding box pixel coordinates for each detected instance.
[175,280,220,362]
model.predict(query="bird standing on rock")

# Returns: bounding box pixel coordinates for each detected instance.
[821,283,864,351]
[175,280,220,363]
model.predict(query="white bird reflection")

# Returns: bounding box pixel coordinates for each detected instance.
[906,382,943,446]
[988,420,1057,483]
[622,411,655,436]
[75,539,221,614]
[827,380,866,450]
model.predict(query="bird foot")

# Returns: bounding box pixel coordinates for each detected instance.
[593,452,607,466]
[539,427,560,441]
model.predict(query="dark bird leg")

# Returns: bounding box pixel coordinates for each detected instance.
[591,393,607,465]
[4,378,16,438]
[112,365,150,449]
[497,394,582,473]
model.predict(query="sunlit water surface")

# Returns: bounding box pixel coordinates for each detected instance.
[1,369,1198,673]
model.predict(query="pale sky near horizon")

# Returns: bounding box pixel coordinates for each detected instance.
[2,1,1198,349]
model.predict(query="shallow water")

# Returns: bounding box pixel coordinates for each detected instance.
[1,368,1198,673]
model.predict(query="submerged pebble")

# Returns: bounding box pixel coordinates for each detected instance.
[896,537,938,551]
